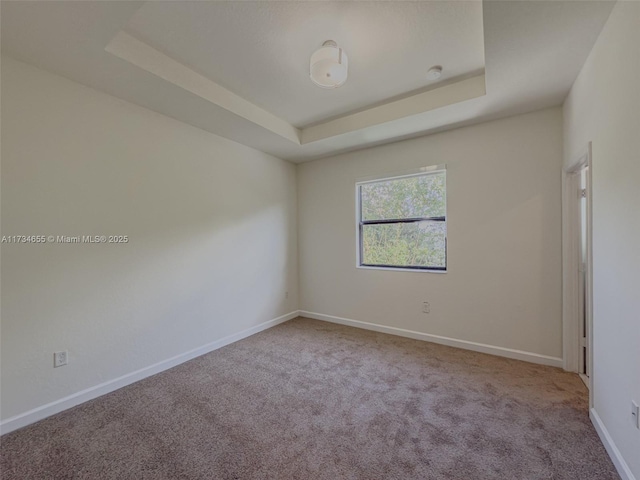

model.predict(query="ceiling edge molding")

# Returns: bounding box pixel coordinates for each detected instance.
[105,31,302,145]
[301,74,486,144]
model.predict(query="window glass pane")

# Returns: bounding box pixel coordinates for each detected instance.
[361,173,445,221]
[361,221,446,268]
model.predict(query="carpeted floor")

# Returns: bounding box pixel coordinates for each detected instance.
[0,317,619,480]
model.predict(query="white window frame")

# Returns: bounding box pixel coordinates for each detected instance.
[355,165,447,273]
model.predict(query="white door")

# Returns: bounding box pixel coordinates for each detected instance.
[562,143,593,401]
[577,166,590,383]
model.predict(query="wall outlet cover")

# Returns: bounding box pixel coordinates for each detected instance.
[54,351,68,368]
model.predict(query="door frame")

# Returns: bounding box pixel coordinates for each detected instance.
[562,142,593,406]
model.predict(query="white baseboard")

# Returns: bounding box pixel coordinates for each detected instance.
[300,310,563,368]
[590,409,637,480]
[0,310,300,436]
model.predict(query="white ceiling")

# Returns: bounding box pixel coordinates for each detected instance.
[1,1,615,162]
[125,1,485,127]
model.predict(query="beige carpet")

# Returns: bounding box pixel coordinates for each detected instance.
[0,317,619,479]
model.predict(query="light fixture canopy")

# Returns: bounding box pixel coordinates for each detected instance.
[310,40,348,89]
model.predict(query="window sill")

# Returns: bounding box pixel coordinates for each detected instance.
[356,265,447,274]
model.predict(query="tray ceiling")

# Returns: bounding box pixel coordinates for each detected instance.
[1,1,615,162]
[124,1,486,128]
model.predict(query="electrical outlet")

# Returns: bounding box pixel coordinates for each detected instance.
[285,291,289,299]
[632,401,639,429]
[54,351,68,368]
[422,301,430,314]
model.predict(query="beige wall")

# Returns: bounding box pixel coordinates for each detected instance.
[564,1,640,477]
[298,108,563,360]
[0,57,298,422]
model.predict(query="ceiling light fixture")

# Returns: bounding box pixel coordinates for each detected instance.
[426,65,443,81]
[310,40,348,89]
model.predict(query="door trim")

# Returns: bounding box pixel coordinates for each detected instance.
[562,142,593,406]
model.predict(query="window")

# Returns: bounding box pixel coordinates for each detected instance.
[356,167,446,271]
